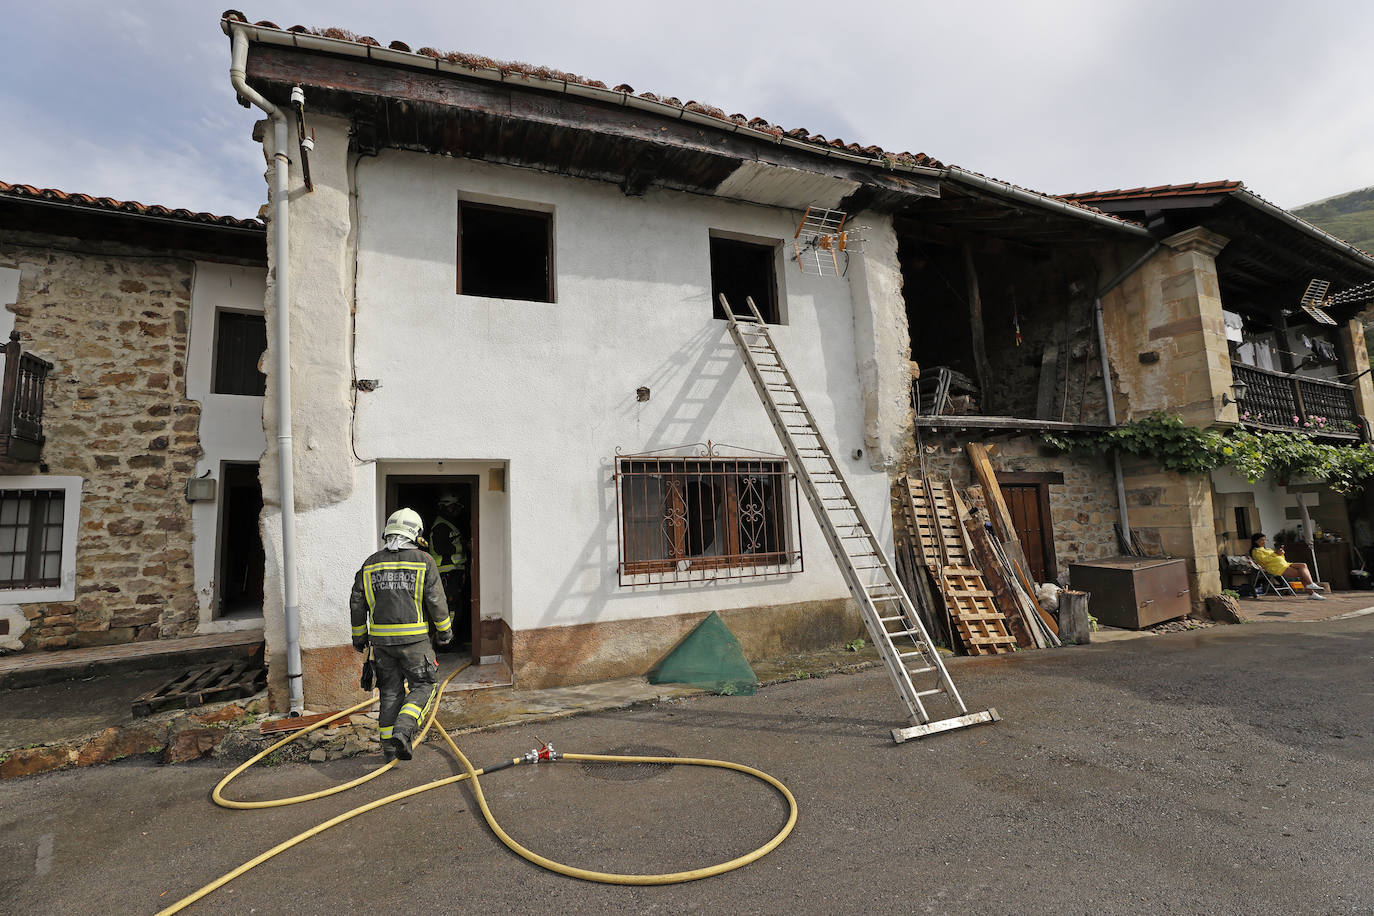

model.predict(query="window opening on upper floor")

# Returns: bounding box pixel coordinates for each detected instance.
[458,202,554,303]
[212,310,267,397]
[710,236,780,324]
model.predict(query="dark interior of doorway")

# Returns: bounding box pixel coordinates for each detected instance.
[386,476,479,663]
[218,462,266,618]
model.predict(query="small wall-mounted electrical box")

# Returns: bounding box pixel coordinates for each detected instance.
[186,477,217,503]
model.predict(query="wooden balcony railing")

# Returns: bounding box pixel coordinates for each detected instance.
[0,332,54,462]
[1232,363,1360,436]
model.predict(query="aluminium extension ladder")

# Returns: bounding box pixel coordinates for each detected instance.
[721,294,999,743]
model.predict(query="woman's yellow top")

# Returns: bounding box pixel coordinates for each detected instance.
[1251,547,1289,576]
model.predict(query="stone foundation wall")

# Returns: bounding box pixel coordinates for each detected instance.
[512,597,862,689]
[901,433,1119,583]
[0,233,202,649]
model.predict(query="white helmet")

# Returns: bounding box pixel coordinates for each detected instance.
[382,508,423,541]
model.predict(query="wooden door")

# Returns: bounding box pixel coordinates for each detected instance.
[1002,484,1055,584]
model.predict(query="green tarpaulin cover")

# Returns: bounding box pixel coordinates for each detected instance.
[647,611,759,695]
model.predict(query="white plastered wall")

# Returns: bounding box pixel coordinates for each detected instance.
[187,261,268,633]
[275,148,896,651]
[1210,467,1317,543]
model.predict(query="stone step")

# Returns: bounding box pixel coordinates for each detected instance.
[0,629,264,690]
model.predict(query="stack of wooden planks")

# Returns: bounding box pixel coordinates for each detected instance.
[893,476,1016,656]
[964,443,1061,648]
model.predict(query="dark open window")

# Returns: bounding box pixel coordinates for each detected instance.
[0,489,65,588]
[213,311,267,396]
[615,456,801,585]
[1234,506,1252,540]
[710,236,780,323]
[458,202,554,302]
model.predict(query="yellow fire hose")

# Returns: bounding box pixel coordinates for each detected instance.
[157,662,798,914]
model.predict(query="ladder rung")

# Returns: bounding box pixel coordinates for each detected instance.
[913,688,946,699]
[963,635,1017,646]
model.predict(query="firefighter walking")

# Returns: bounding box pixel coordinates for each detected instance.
[350,508,453,761]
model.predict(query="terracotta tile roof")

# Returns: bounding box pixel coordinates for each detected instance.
[222,11,949,170]
[1059,181,1245,204]
[222,12,1146,232]
[0,180,264,231]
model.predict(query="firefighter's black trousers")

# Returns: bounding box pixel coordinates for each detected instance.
[374,641,438,743]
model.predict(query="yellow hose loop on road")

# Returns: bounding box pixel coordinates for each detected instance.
[160,659,798,914]
[211,661,472,809]
[440,719,799,886]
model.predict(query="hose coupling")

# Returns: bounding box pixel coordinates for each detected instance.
[523,742,560,764]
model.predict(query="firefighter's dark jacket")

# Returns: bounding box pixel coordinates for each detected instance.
[350,547,451,646]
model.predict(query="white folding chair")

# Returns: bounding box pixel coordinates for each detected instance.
[1248,557,1298,597]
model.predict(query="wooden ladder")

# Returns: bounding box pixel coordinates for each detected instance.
[900,477,1017,656]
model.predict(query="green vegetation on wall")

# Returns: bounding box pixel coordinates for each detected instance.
[1043,413,1374,494]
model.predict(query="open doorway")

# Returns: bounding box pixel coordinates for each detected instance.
[385,475,480,664]
[217,462,265,618]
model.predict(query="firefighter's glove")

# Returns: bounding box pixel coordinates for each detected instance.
[436,628,454,648]
[352,635,369,652]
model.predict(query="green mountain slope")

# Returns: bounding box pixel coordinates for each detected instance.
[1295,186,1374,253]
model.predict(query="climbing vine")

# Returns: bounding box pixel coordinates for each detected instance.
[1042,412,1374,494]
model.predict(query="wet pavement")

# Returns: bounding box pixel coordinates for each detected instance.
[1,613,1370,914]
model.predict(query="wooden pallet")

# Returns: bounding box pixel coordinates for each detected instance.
[900,477,1016,656]
[132,660,266,717]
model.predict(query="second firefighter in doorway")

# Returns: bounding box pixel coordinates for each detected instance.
[429,491,469,649]
[351,508,453,761]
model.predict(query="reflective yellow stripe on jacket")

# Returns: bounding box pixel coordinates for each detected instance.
[362,560,430,638]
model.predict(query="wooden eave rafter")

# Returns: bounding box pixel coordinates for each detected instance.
[899,187,1126,250]
[244,44,940,210]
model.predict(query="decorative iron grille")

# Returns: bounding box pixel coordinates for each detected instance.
[614,448,802,586]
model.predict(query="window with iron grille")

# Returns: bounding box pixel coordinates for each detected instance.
[0,489,65,588]
[615,455,802,585]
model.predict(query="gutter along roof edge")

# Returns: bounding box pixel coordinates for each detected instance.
[0,181,264,232]
[222,18,941,177]
[221,14,1144,235]
[1232,187,1374,274]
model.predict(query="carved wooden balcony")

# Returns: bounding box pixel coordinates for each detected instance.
[1231,363,1362,439]
[0,332,54,462]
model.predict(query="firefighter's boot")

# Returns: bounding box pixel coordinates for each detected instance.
[392,731,414,761]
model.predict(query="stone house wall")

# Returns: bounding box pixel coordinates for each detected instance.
[0,231,203,649]
[900,433,1119,584]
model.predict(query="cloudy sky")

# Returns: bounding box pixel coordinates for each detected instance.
[2,0,1370,219]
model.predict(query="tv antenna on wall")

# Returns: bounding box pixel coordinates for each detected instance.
[792,206,866,277]
[1297,279,1338,326]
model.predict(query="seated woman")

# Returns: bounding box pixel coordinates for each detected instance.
[1250,533,1325,599]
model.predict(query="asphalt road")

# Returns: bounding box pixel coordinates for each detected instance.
[2,616,1371,915]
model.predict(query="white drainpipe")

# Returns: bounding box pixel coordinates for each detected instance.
[230,26,304,714]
